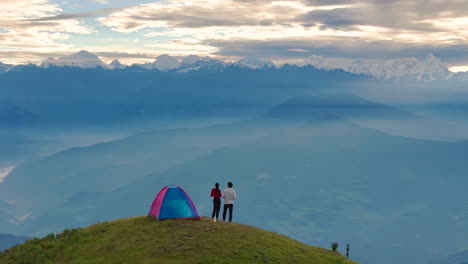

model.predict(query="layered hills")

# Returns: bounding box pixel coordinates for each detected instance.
[2,95,468,264]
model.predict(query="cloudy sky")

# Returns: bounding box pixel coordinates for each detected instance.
[1,0,468,69]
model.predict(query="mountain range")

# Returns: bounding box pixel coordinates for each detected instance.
[31,51,276,73]
[306,54,454,81]
[2,51,467,81]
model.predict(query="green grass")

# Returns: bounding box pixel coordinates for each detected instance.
[0,217,358,264]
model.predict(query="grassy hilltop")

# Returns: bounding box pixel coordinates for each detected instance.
[0,217,358,264]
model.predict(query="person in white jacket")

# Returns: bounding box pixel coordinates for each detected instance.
[222,182,236,222]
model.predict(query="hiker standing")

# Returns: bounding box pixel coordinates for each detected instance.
[211,182,222,222]
[222,182,236,222]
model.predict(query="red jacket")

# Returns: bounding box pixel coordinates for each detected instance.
[211,188,222,199]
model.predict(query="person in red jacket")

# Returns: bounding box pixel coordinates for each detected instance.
[211,182,222,222]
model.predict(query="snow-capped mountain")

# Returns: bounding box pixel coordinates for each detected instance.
[451,70,468,81]
[235,57,275,69]
[176,56,227,73]
[3,51,461,82]
[150,54,180,71]
[0,62,12,72]
[109,59,125,69]
[179,55,212,67]
[306,54,453,81]
[136,55,226,72]
[41,50,107,69]
[136,54,180,71]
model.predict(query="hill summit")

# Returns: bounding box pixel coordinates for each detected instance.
[0,217,356,264]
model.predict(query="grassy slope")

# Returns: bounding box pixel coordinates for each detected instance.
[0,217,358,264]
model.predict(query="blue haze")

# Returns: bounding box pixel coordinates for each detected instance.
[0,64,468,264]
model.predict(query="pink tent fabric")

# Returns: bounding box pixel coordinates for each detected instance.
[148,185,201,221]
[149,186,169,218]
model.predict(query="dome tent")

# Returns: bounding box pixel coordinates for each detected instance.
[148,185,201,221]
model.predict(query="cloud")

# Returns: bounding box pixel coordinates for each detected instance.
[206,37,468,64]
[98,0,378,56]
[29,8,120,21]
[0,0,94,64]
[99,0,346,31]
[90,0,110,4]
[95,0,468,65]
[0,166,14,184]
[9,213,32,224]
[450,66,468,73]
[2,0,468,66]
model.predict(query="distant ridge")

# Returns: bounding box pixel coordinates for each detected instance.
[0,234,30,252]
[434,250,468,264]
[264,94,416,121]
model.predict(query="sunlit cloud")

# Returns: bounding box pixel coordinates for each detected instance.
[145,39,218,55]
[0,0,94,64]
[449,66,468,73]
[90,0,111,4]
[2,0,468,67]
[92,0,468,66]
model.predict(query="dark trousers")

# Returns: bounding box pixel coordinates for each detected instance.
[212,198,221,219]
[223,204,234,222]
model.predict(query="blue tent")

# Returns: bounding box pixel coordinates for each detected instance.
[148,185,201,220]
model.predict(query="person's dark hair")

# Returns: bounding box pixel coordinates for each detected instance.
[215,182,219,189]
[228,182,233,188]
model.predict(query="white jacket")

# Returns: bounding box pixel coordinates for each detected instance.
[223,188,236,204]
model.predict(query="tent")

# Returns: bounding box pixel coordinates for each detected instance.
[148,185,201,221]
